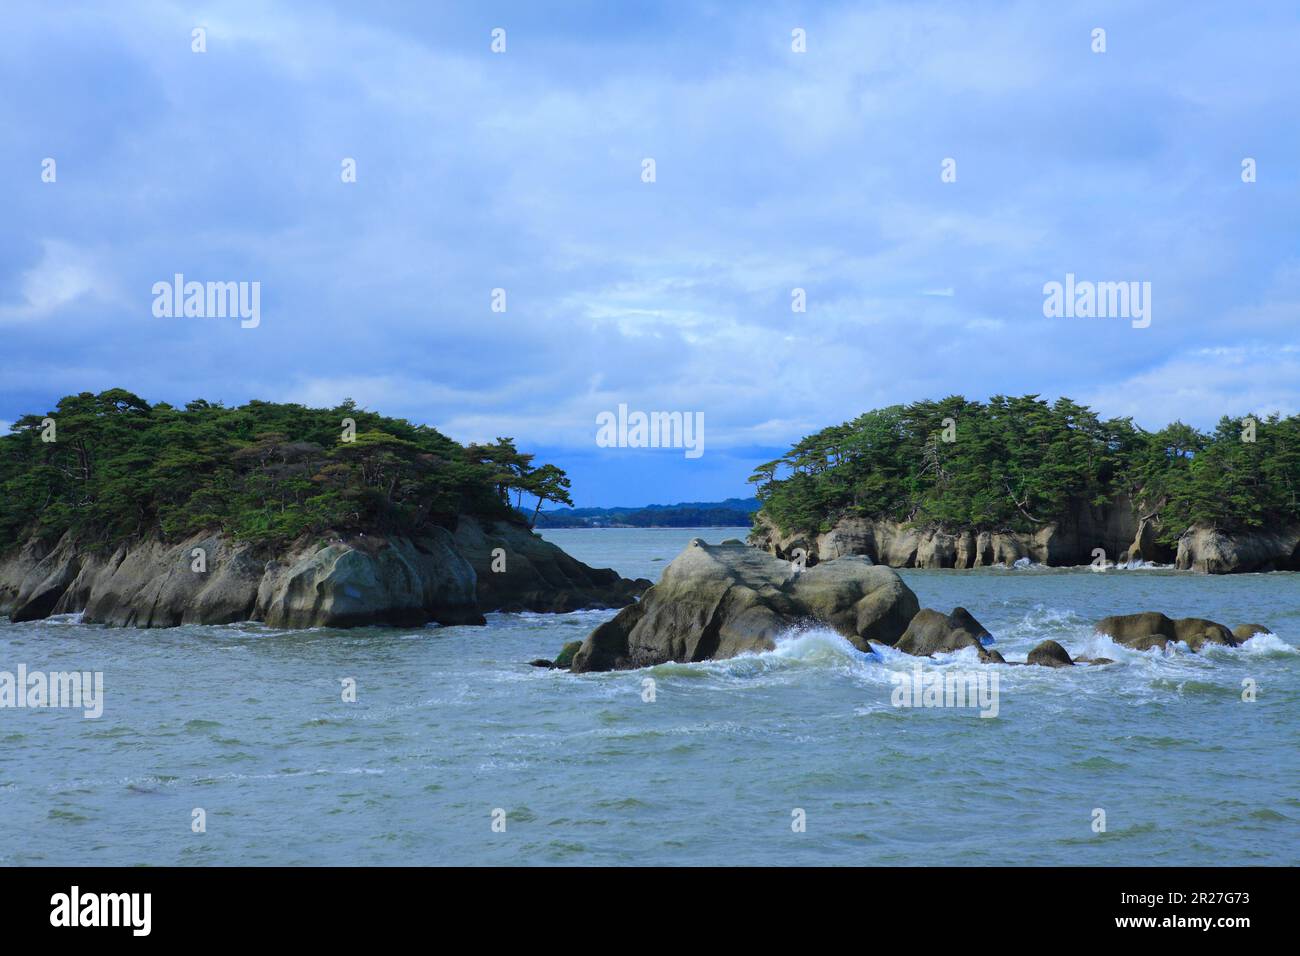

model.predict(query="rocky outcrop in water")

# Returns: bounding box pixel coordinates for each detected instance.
[889,612,1080,666]
[569,538,920,673]
[1093,612,1242,652]
[1233,623,1273,641]
[1026,639,1074,667]
[552,542,1279,674]
[1174,525,1300,573]
[0,517,646,629]
[893,607,997,661]
[531,640,582,669]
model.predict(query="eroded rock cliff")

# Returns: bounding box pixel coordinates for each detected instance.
[0,517,645,629]
[748,498,1298,573]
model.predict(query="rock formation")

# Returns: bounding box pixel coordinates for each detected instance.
[1026,639,1074,667]
[453,518,649,612]
[893,607,996,660]
[1093,612,1242,652]
[1174,525,1300,573]
[569,539,920,672]
[749,494,1170,570]
[0,517,646,629]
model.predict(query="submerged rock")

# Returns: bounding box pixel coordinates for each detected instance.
[529,640,583,670]
[569,539,919,672]
[1094,612,1239,652]
[1026,639,1073,667]
[1232,623,1273,641]
[553,640,582,669]
[1123,634,1172,652]
[894,607,996,660]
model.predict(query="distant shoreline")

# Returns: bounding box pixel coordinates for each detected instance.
[539,525,752,531]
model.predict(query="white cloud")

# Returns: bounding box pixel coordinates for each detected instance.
[1082,345,1300,428]
[0,240,110,324]
[4,0,1300,504]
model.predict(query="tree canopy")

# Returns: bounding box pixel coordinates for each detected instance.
[0,389,571,549]
[750,395,1300,545]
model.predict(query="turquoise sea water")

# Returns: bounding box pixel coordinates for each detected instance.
[1,527,1297,866]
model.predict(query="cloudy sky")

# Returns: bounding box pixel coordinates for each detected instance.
[3,1,1298,506]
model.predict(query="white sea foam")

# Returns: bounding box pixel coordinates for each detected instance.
[1116,559,1174,571]
[767,627,864,663]
[1228,632,1295,656]
[38,612,86,626]
[993,557,1044,570]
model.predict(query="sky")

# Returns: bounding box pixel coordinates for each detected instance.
[3,1,1299,507]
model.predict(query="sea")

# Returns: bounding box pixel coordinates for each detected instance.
[1,527,1296,866]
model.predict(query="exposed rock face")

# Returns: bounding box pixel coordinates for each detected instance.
[750,494,1174,570]
[894,607,995,660]
[1094,612,1240,652]
[453,517,648,612]
[0,518,645,629]
[1233,623,1273,641]
[758,507,1300,575]
[1175,525,1300,573]
[553,640,582,669]
[570,539,920,673]
[1026,639,1073,667]
[258,533,482,628]
[530,640,583,670]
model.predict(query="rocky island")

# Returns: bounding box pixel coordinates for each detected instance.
[746,396,1300,573]
[0,390,647,628]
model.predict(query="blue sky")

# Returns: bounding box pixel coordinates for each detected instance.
[3,1,1299,506]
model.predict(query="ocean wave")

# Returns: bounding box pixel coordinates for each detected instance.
[655,626,877,683]
[35,612,87,626]
[1010,604,1091,637]
[631,619,1293,684]
[766,627,868,664]
[989,557,1045,570]
[1115,559,1175,571]
[1215,631,1296,658]
[502,608,618,624]
[677,627,1015,688]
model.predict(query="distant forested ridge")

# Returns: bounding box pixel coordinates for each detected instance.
[0,389,574,550]
[750,395,1300,547]
[531,498,759,528]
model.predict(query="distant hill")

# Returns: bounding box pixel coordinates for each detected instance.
[529,497,760,528]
